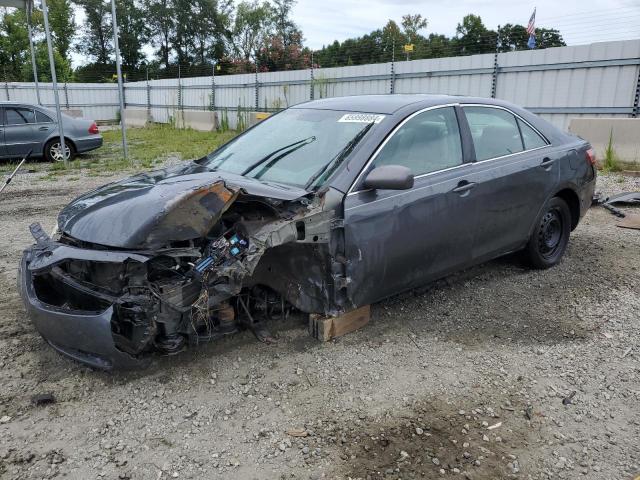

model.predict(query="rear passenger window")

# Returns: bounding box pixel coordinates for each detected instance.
[373,107,463,176]
[6,107,36,125]
[464,106,523,161]
[517,118,547,149]
[36,110,54,123]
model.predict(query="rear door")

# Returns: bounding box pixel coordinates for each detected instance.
[3,106,43,157]
[343,105,480,307]
[461,105,558,260]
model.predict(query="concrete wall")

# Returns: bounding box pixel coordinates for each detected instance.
[175,110,218,131]
[122,108,150,128]
[569,118,640,164]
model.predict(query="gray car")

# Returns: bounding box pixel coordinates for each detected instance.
[0,102,103,161]
[18,95,596,369]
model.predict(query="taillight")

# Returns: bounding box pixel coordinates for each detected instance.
[585,148,596,165]
[88,122,99,135]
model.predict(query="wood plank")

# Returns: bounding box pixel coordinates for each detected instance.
[308,305,370,342]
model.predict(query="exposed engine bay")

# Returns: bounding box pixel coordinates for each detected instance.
[20,177,350,369]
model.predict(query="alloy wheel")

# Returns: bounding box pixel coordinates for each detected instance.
[50,142,71,162]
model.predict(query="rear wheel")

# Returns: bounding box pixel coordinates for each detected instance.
[44,139,75,162]
[525,197,571,269]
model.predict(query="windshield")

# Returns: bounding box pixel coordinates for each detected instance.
[200,109,381,189]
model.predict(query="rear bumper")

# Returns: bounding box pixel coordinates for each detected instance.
[578,172,597,219]
[18,248,147,370]
[74,135,103,154]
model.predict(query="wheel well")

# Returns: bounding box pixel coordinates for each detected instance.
[555,188,580,231]
[46,137,76,151]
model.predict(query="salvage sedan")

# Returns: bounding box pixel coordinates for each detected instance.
[19,95,597,369]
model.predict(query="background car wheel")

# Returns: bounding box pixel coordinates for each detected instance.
[44,139,75,162]
[526,197,571,269]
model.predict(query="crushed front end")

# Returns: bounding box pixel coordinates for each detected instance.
[19,176,349,369]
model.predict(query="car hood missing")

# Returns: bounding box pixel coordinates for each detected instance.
[57,162,309,249]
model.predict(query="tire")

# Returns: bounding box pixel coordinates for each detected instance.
[525,197,571,269]
[44,138,75,162]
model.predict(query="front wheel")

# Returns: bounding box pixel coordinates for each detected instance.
[525,197,571,269]
[44,139,75,162]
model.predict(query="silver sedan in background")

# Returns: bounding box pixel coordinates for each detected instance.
[0,102,103,162]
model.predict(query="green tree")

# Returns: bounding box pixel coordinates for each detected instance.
[536,28,565,48]
[231,0,274,65]
[76,0,112,64]
[401,13,427,44]
[22,40,72,82]
[455,14,496,55]
[0,8,30,80]
[497,23,529,51]
[47,0,75,60]
[145,0,174,68]
[116,0,148,70]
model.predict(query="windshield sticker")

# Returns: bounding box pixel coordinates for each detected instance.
[338,113,386,124]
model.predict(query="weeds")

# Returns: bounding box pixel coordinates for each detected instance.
[602,129,621,172]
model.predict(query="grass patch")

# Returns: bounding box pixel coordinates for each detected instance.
[0,124,237,178]
[601,129,621,173]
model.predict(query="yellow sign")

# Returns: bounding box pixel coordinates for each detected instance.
[403,44,414,52]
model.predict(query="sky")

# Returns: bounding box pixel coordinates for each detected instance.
[292,0,640,49]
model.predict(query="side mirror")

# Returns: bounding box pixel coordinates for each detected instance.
[362,165,414,191]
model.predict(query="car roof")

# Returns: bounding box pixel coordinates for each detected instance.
[0,101,43,108]
[292,94,528,115]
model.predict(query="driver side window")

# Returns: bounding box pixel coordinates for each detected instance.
[373,107,463,176]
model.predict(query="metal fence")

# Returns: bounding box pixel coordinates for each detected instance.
[3,39,640,131]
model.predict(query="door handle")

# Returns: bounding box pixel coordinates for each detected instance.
[452,181,477,194]
[38,126,50,131]
[540,157,555,169]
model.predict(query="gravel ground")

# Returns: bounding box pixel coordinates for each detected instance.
[0,168,639,480]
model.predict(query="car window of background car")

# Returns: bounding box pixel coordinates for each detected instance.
[203,109,376,188]
[373,107,463,176]
[517,118,548,149]
[464,106,524,161]
[36,110,54,123]
[6,107,36,125]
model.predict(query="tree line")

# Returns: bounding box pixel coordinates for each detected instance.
[0,1,565,83]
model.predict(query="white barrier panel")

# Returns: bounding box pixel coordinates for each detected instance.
[569,118,640,164]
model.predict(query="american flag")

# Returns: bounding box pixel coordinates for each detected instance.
[526,8,537,35]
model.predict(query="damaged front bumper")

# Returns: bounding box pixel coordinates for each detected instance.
[18,245,150,369]
[18,183,351,370]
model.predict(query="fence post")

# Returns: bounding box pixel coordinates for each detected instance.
[390,39,396,94]
[632,63,640,118]
[146,67,151,115]
[63,82,70,109]
[254,62,259,111]
[178,64,183,112]
[491,28,500,99]
[210,64,216,111]
[4,75,9,101]
[310,52,314,100]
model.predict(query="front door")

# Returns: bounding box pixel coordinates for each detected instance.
[343,106,479,307]
[3,106,47,157]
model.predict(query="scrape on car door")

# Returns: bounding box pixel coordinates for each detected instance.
[342,106,479,307]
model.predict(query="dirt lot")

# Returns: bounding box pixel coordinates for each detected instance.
[0,168,639,480]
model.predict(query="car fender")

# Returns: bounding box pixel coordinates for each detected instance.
[526,181,581,240]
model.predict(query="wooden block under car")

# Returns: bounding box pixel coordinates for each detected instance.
[308,305,371,342]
